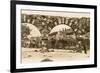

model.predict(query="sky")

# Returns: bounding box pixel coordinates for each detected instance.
[22,10,90,18]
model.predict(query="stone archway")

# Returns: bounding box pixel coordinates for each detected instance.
[49,24,76,49]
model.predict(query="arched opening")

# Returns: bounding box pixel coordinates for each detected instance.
[21,23,41,48]
[48,24,76,50]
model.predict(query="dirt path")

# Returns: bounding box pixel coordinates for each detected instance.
[22,48,90,64]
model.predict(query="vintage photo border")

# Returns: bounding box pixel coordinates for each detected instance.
[10,0,97,72]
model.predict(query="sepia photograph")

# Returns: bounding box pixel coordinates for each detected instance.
[21,10,90,63]
[11,1,97,72]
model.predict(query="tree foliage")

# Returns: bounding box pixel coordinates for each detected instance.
[21,24,30,40]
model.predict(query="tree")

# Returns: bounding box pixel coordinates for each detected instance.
[21,24,30,40]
